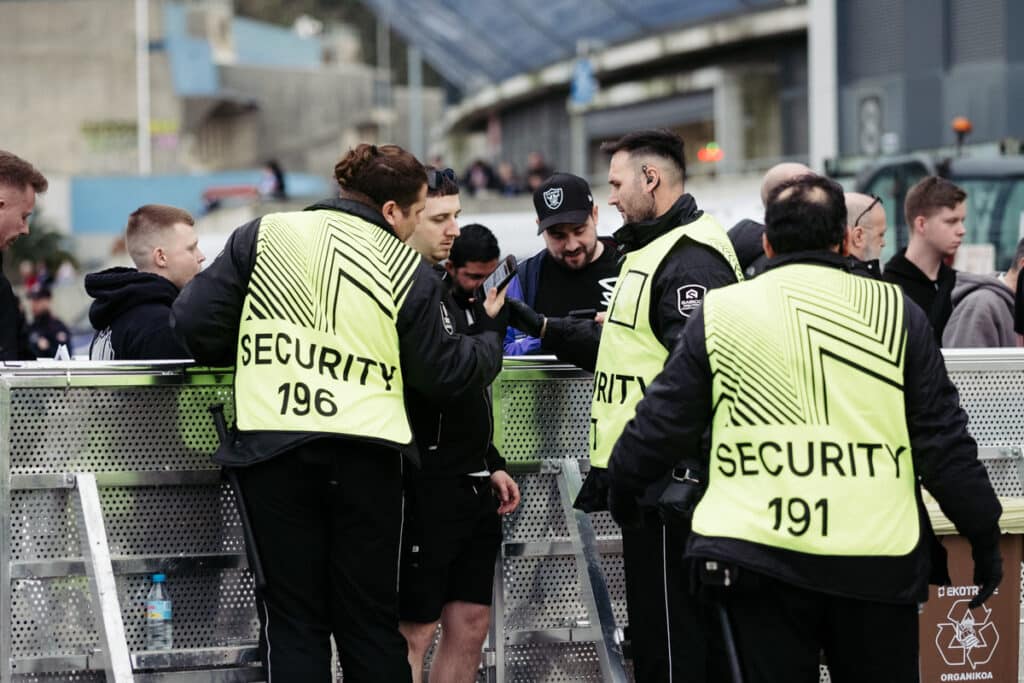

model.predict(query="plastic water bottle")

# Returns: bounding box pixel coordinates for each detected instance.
[145,573,173,650]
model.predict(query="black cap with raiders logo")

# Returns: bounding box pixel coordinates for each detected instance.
[533,172,594,234]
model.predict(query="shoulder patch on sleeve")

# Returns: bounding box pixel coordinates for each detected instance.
[676,284,707,317]
[439,301,455,335]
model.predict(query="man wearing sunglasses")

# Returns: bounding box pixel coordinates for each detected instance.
[843,192,887,276]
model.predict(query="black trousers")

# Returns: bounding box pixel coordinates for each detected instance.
[707,569,919,683]
[237,440,411,683]
[622,512,721,683]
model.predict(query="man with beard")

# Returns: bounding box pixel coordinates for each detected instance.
[504,172,619,355]
[508,129,743,681]
[0,150,48,360]
[842,192,887,277]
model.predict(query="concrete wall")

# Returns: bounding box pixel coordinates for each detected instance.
[2,0,443,181]
[0,0,180,175]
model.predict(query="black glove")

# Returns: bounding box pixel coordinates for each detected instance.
[608,485,643,530]
[507,299,546,338]
[969,533,1003,609]
[657,468,704,527]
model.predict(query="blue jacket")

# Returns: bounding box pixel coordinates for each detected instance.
[503,248,546,355]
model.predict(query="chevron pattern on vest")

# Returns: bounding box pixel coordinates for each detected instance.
[707,266,906,427]
[693,229,744,281]
[249,211,419,331]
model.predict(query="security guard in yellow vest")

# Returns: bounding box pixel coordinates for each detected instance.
[608,175,1003,682]
[509,129,742,683]
[172,144,508,683]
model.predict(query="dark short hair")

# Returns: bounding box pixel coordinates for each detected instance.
[334,143,426,212]
[904,176,967,227]
[449,223,500,267]
[425,165,459,198]
[764,175,847,254]
[600,129,686,180]
[0,150,48,193]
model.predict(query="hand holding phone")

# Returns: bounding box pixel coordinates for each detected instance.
[483,254,518,294]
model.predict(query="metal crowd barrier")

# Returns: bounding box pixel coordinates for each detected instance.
[2,349,1023,682]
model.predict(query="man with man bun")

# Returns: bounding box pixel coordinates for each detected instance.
[172,144,508,682]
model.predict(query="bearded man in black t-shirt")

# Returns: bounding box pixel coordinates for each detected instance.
[504,172,621,354]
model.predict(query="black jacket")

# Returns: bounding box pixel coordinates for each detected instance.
[0,258,33,360]
[727,218,768,278]
[170,198,506,467]
[85,268,190,360]
[26,312,72,359]
[883,249,955,343]
[406,266,506,477]
[541,194,741,510]
[608,251,1002,604]
[543,194,739,368]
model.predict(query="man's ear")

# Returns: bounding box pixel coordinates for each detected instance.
[152,246,167,268]
[380,199,400,228]
[591,203,599,223]
[644,165,661,193]
[444,260,457,278]
[762,232,776,259]
[911,215,926,235]
[851,225,865,247]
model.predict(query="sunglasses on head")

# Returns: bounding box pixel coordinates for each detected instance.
[854,194,882,227]
[427,167,457,191]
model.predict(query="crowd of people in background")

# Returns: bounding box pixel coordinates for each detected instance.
[0,132,1016,683]
[454,150,554,197]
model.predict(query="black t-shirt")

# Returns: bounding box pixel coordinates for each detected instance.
[533,245,620,317]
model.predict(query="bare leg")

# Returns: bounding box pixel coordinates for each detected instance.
[428,601,491,683]
[400,620,440,683]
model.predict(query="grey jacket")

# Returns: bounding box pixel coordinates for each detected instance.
[942,271,1018,348]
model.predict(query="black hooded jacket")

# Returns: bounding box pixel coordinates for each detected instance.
[85,267,190,360]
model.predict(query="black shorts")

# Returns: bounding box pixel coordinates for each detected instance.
[399,475,502,623]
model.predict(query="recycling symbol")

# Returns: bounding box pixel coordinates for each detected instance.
[935,599,999,669]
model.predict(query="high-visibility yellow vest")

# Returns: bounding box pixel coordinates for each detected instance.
[693,264,918,555]
[234,209,419,446]
[589,214,742,468]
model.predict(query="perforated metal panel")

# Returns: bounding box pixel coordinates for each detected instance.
[949,368,1024,447]
[497,375,593,463]
[13,673,104,682]
[10,485,244,562]
[505,642,603,682]
[503,556,587,633]
[502,472,570,542]
[9,570,257,658]
[5,357,1024,683]
[8,384,233,475]
[1,368,256,680]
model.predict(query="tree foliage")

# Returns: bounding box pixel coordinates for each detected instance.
[3,211,77,283]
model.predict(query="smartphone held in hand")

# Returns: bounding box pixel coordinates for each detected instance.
[483,254,518,293]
